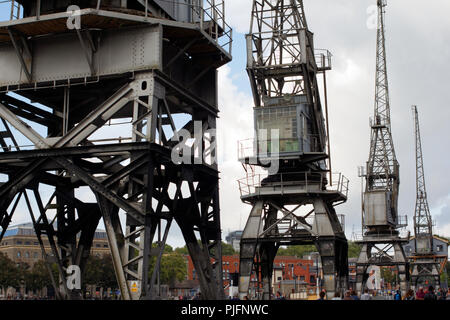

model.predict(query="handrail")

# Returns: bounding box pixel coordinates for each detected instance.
[237,171,349,199]
[1,0,233,55]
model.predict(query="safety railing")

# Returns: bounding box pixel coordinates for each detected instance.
[315,49,332,70]
[360,227,410,239]
[194,0,233,55]
[396,215,408,228]
[0,0,233,56]
[237,171,349,198]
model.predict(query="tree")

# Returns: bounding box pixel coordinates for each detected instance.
[175,246,188,255]
[0,252,19,292]
[277,245,316,258]
[97,255,117,289]
[348,242,362,258]
[84,255,103,287]
[175,241,236,256]
[148,247,187,286]
[159,253,187,286]
[25,261,53,294]
[83,255,117,288]
[221,242,236,255]
[381,267,395,286]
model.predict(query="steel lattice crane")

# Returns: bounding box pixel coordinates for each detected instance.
[366,0,399,218]
[356,0,409,295]
[412,106,433,251]
[238,0,349,300]
[409,105,441,289]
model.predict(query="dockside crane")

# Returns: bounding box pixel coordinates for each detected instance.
[409,105,442,289]
[356,0,410,295]
[237,0,349,300]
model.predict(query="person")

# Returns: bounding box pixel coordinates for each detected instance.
[404,289,415,300]
[350,290,359,300]
[424,286,437,300]
[343,291,353,301]
[438,288,447,300]
[231,294,240,301]
[446,289,450,301]
[331,291,342,300]
[416,287,425,300]
[394,290,402,300]
[360,289,372,300]
[275,291,285,300]
[317,291,326,300]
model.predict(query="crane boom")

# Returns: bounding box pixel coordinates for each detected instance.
[364,0,400,230]
[412,105,433,254]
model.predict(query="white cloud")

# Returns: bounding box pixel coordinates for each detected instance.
[224,0,253,34]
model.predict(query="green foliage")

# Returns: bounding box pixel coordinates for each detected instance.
[0,252,20,289]
[221,242,236,255]
[175,246,189,255]
[84,255,117,288]
[276,242,361,259]
[148,252,187,286]
[348,242,362,258]
[25,261,53,292]
[175,241,236,256]
[381,267,395,284]
[277,245,316,258]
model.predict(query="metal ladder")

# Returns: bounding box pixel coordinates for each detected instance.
[10,0,21,20]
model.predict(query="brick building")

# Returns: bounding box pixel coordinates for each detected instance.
[185,254,318,292]
[0,223,110,267]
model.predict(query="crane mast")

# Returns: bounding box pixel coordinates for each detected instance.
[412,105,433,253]
[356,0,409,296]
[409,106,442,290]
[365,0,400,230]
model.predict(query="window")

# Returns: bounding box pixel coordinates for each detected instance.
[300,276,305,281]
[16,240,23,245]
[96,244,101,248]
[310,275,315,283]
[17,251,21,258]
[34,242,38,245]
[103,244,108,248]
[33,252,38,259]
[437,245,443,252]
[25,252,30,258]
[25,241,31,245]
[405,246,411,253]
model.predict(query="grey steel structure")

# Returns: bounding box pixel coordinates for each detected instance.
[237,0,349,300]
[409,106,441,289]
[0,0,232,300]
[356,0,409,295]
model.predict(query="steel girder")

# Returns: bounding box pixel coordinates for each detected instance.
[238,196,348,300]
[355,239,409,295]
[0,70,224,300]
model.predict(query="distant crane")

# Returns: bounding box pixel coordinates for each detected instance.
[355,0,410,295]
[409,105,441,289]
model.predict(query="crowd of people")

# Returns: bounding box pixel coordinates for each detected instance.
[318,286,450,301]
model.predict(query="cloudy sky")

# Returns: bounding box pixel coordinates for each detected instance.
[1,0,449,248]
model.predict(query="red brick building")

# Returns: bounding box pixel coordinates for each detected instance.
[185,255,317,288]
